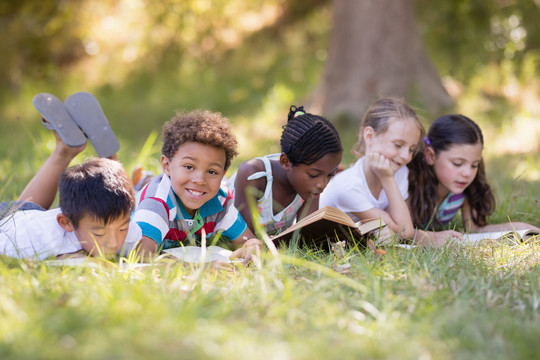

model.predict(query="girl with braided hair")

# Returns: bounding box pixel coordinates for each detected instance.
[228,105,343,236]
[320,97,461,244]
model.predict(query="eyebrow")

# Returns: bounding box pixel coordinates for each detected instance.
[182,156,224,169]
[451,156,481,163]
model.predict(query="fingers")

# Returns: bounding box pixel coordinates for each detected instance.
[367,152,393,177]
[209,260,236,274]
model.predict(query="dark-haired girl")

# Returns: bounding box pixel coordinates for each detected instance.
[228,105,343,235]
[408,114,539,238]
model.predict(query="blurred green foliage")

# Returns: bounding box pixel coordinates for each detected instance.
[1,0,540,198]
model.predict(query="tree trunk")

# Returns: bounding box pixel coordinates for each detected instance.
[313,0,452,121]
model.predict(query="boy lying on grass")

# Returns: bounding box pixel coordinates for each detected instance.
[0,92,140,260]
[132,109,262,269]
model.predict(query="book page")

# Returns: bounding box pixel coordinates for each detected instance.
[354,218,386,235]
[463,229,539,245]
[273,206,356,240]
[162,245,236,263]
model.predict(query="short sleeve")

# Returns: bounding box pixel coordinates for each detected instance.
[213,196,247,241]
[132,197,170,246]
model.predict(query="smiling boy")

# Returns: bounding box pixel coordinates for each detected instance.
[133,110,261,261]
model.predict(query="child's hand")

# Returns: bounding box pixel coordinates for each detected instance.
[424,230,463,247]
[366,152,394,179]
[208,260,237,273]
[230,238,262,265]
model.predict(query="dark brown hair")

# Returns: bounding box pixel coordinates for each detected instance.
[408,114,495,228]
[161,110,238,170]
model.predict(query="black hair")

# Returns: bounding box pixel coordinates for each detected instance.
[408,114,496,228]
[59,158,135,228]
[280,105,343,166]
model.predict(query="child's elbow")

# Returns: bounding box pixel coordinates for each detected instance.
[400,227,416,240]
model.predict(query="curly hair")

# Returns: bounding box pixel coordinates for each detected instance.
[408,114,496,229]
[59,158,135,229]
[352,97,424,158]
[281,105,343,166]
[162,110,238,170]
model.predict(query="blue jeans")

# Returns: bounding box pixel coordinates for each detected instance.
[0,201,45,220]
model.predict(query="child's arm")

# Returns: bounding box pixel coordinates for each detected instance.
[462,201,540,233]
[411,229,463,247]
[136,236,159,260]
[232,160,266,234]
[405,196,463,246]
[365,152,415,238]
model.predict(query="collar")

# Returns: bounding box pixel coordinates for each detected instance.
[172,187,228,220]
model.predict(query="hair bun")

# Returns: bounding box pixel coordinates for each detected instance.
[288,105,305,121]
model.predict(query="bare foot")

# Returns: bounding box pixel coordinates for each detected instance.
[46,118,87,160]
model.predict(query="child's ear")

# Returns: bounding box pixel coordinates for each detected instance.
[363,126,375,143]
[424,147,436,165]
[57,213,75,232]
[279,153,293,170]
[161,155,171,176]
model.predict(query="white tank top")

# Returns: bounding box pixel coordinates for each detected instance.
[227,154,304,235]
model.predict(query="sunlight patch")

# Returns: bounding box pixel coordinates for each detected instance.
[492,116,540,154]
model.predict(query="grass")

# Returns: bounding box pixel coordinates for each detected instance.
[1,242,539,359]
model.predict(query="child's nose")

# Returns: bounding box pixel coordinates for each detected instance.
[108,233,123,253]
[316,177,329,192]
[192,171,206,184]
[462,167,473,177]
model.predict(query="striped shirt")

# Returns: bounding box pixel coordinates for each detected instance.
[132,173,247,249]
[435,192,466,225]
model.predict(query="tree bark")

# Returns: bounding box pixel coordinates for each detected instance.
[313,0,452,121]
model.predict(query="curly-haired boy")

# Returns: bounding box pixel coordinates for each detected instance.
[133,110,261,264]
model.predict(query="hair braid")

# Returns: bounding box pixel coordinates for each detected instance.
[281,105,343,166]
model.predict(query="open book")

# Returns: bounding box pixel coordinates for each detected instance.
[270,206,386,249]
[463,228,540,246]
[393,228,540,249]
[162,245,240,263]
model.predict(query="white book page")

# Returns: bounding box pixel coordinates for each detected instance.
[162,245,235,263]
[463,229,534,245]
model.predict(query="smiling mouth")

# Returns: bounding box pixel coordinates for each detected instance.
[187,189,205,198]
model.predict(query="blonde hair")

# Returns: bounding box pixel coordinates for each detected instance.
[352,97,424,158]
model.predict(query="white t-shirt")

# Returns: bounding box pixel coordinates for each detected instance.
[0,208,142,260]
[320,157,409,223]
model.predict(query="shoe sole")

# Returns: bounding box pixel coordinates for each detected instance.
[65,92,120,158]
[32,93,86,147]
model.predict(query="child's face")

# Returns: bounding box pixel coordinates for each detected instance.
[162,141,226,217]
[365,118,420,172]
[284,151,342,201]
[426,142,483,198]
[74,213,131,257]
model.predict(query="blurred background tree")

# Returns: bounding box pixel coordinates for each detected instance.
[313,0,452,124]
